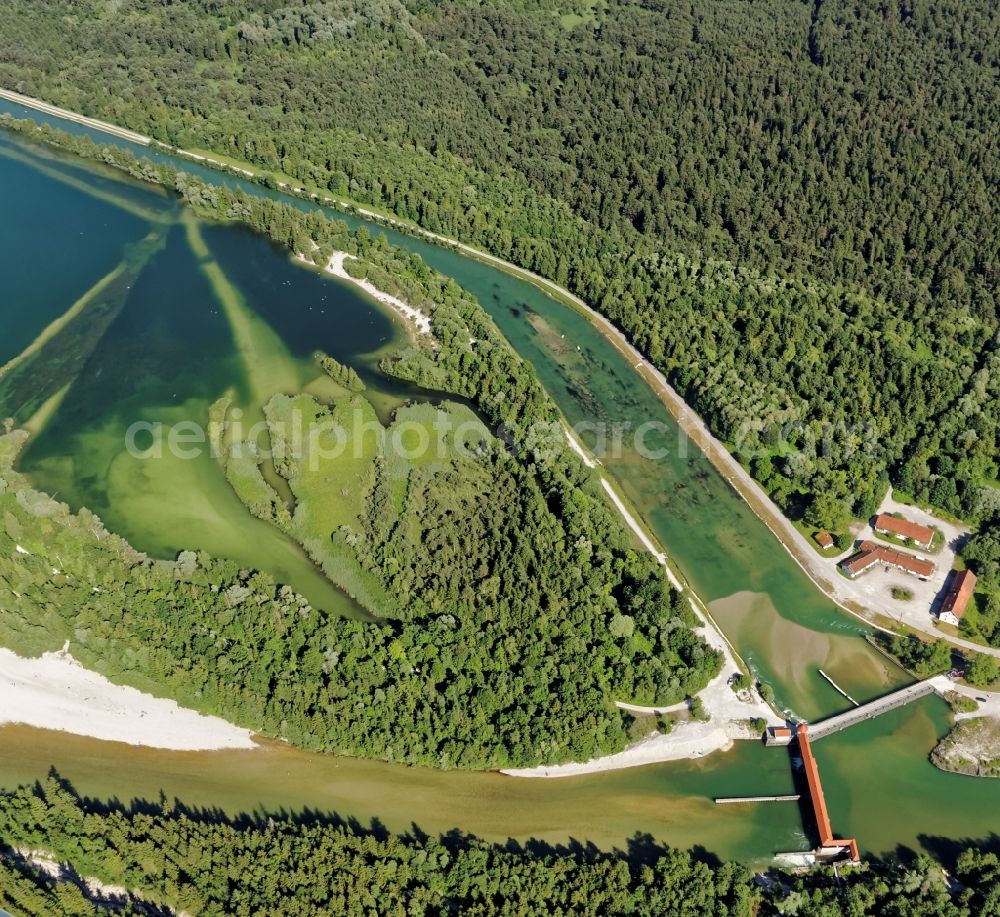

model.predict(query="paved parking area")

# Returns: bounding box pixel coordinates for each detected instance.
[840,560,949,628]
[826,488,969,632]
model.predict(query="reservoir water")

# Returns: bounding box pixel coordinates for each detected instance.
[1,108,997,863]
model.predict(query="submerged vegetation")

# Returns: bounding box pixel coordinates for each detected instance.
[0,8,997,898]
[0,0,996,536]
[0,124,719,769]
[0,230,169,424]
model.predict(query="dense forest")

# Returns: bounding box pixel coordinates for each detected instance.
[2,4,1000,907]
[960,518,1000,649]
[1,776,999,916]
[0,117,720,768]
[0,0,996,533]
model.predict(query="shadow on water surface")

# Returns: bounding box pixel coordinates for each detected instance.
[34,767,1000,877]
[2,112,998,867]
[38,768,694,868]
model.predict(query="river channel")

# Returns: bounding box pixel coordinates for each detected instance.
[1,100,997,864]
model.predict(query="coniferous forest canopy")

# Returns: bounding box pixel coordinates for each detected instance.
[0,0,997,536]
[1,777,999,916]
[1,2,1000,913]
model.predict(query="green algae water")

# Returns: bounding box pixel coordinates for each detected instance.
[0,135,152,366]
[441,282,904,719]
[3,100,894,719]
[814,696,1000,858]
[2,135,394,619]
[302,231,906,719]
[0,114,997,863]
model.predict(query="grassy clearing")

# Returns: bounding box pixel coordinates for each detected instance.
[557,0,604,29]
[222,387,495,619]
[791,518,845,556]
[267,392,378,532]
[225,447,291,528]
[388,402,488,469]
[261,391,389,611]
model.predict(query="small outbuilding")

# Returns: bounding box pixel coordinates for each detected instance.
[765,726,793,747]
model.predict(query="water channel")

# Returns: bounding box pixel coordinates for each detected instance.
[1,101,996,863]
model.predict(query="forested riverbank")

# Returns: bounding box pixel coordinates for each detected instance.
[0,0,996,537]
[0,121,721,770]
[7,75,1000,653]
[1,776,999,917]
[1,78,1000,900]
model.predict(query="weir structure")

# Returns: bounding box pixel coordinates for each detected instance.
[774,676,945,865]
[794,724,860,863]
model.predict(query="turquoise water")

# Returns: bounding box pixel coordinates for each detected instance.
[0,109,997,862]
[298,225,903,719]
[0,133,151,364]
[4,139,385,619]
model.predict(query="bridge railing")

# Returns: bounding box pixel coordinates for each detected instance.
[808,679,939,741]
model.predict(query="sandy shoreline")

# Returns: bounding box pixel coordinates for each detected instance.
[502,721,734,778]
[1,86,856,626]
[4,91,780,775]
[320,252,432,335]
[501,655,782,777]
[0,647,256,750]
[16,87,990,776]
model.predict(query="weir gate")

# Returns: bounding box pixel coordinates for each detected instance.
[721,676,946,865]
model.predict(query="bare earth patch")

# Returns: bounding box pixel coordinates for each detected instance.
[931,716,1000,778]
